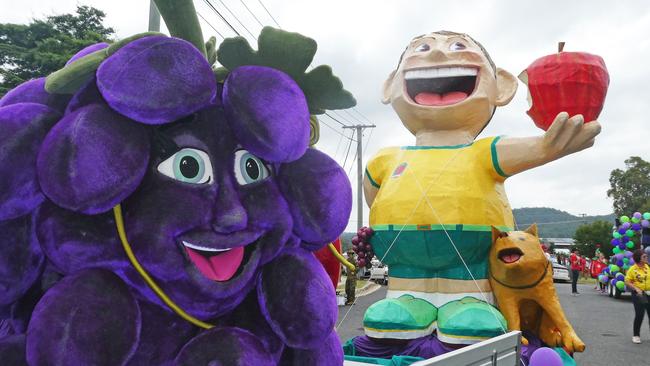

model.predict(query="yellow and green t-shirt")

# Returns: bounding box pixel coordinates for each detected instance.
[625,263,650,291]
[365,136,514,280]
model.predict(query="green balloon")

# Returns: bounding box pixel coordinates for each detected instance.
[626,230,635,237]
[621,215,630,223]
[644,212,650,220]
[613,247,621,254]
[623,264,631,270]
[632,217,641,223]
[611,265,621,273]
[616,281,625,290]
[626,241,635,249]
[624,257,630,263]
[613,232,622,239]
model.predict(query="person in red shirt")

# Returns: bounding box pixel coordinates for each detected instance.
[570,248,581,295]
[580,255,588,279]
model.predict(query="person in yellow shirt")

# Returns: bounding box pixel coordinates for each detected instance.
[624,250,650,344]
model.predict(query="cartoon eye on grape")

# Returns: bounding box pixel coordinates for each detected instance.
[0,1,356,364]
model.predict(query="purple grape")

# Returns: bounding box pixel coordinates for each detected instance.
[223,66,309,162]
[358,252,365,258]
[358,259,366,267]
[0,103,60,220]
[278,148,352,249]
[351,236,360,245]
[37,103,150,214]
[97,36,216,124]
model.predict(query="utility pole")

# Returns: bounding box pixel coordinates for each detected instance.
[149,0,161,32]
[343,124,376,230]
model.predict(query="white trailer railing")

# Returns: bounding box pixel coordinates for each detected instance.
[344,331,522,366]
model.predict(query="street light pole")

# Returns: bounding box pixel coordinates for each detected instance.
[343,124,376,230]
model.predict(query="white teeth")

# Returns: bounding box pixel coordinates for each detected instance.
[404,67,477,80]
[182,241,231,252]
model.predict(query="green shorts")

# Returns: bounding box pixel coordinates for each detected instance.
[370,224,512,281]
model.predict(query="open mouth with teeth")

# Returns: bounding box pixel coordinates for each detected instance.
[182,241,255,282]
[404,66,478,106]
[498,247,524,264]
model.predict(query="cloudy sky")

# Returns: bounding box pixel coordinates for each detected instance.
[3,0,650,230]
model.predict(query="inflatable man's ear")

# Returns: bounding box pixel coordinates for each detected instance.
[223,66,310,162]
[37,104,150,214]
[0,103,60,220]
[96,35,216,125]
[277,149,352,250]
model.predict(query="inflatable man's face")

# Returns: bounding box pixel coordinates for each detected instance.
[381,31,517,137]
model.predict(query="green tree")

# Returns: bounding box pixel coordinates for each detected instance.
[607,156,650,217]
[573,220,614,257]
[0,6,114,96]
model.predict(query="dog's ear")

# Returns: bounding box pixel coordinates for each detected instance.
[491,226,502,243]
[524,224,538,237]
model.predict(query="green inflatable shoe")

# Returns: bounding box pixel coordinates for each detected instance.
[437,296,507,344]
[363,295,437,339]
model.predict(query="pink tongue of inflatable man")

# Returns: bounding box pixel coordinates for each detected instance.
[186,247,244,281]
[415,91,468,106]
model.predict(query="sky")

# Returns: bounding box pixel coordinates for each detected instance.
[3,0,650,231]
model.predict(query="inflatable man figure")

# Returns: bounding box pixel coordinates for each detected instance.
[363,31,601,344]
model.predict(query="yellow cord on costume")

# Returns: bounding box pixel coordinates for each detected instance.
[113,204,213,329]
[328,243,356,273]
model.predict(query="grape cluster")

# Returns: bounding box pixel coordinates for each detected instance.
[352,226,374,269]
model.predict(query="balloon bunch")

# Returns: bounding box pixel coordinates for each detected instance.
[351,226,374,269]
[598,212,650,290]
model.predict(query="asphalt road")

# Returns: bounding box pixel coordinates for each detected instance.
[336,282,650,364]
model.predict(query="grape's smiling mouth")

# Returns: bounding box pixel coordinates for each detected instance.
[404,66,478,106]
[177,229,264,282]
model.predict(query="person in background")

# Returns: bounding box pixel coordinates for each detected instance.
[570,248,581,295]
[580,255,588,280]
[596,251,608,293]
[624,250,650,344]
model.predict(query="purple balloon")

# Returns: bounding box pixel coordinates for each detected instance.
[611,238,620,246]
[632,223,642,231]
[529,347,562,366]
[618,228,627,235]
[617,260,624,266]
[625,250,634,258]
[618,244,626,250]
[614,254,623,261]
[622,222,631,230]
[623,236,630,243]
[642,220,650,228]
[633,212,643,219]
[97,36,216,124]
[223,66,310,163]
[65,42,109,65]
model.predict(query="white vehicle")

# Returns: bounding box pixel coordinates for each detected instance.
[369,259,388,285]
[550,258,570,282]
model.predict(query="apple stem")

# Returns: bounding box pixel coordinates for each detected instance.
[558,42,565,53]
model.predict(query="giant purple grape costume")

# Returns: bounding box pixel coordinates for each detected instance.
[0,1,355,364]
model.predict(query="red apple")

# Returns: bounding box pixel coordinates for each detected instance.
[519,42,609,131]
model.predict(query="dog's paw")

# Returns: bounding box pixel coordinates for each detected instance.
[539,327,562,347]
[562,332,585,353]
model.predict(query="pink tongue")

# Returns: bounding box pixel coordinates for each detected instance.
[414,91,468,106]
[186,247,244,282]
[501,254,521,264]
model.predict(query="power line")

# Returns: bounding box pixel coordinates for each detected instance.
[341,134,354,170]
[328,109,356,127]
[213,0,257,39]
[324,111,351,127]
[202,0,241,37]
[320,118,355,142]
[196,12,225,40]
[256,0,281,28]
[238,0,265,28]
